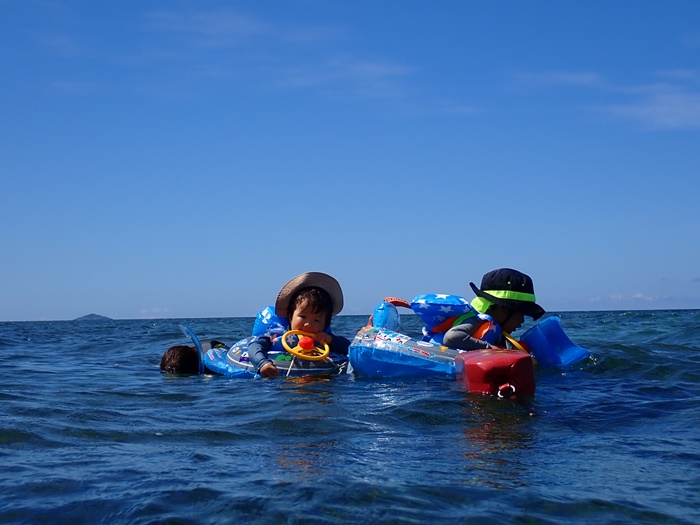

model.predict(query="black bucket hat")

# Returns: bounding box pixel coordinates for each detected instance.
[469,268,545,320]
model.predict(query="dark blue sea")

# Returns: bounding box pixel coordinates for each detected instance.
[1,311,699,524]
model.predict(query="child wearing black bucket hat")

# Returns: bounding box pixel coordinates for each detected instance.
[248,272,351,378]
[443,268,545,351]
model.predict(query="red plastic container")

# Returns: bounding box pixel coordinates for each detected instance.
[455,349,536,397]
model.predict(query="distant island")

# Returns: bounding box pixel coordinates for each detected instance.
[74,313,113,321]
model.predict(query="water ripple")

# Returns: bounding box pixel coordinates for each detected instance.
[1,312,699,524]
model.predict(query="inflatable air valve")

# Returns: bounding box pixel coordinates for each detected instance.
[520,316,590,368]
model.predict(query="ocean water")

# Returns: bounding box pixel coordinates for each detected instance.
[1,310,699,524]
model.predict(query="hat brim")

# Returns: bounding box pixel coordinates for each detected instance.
[275,272,344,318]
[469,282,545,320]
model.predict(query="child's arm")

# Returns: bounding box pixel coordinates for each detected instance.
[314,331,333,346]
[313,331,351,355]
[247,336,279,377]
[258,361,280,377]
[443,322,493,350]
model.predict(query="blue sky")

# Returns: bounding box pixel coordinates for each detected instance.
[2,1,699,322]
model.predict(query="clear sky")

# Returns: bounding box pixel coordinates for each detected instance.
[2,1,699,322]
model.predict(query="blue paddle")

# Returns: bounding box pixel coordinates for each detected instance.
[179,324,205,374]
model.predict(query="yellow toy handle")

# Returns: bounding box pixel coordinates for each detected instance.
[502,331,528,353]
[280,330,330,361]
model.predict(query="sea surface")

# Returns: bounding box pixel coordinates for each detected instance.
[1,310,699,524]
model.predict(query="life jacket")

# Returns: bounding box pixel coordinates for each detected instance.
[250,309,307,353]
[252,306,288,336]
[423,310,501,345]
[410,294,501,346]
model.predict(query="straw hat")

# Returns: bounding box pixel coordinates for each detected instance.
[275,272,344,318]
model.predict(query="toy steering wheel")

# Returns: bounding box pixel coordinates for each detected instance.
[281,330,330,361]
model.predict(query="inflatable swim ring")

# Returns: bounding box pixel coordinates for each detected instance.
[204,333,347,377]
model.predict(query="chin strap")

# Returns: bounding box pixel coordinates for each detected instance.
[502,331,528,352]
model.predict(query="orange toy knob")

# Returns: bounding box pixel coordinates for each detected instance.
[299,336,315,350]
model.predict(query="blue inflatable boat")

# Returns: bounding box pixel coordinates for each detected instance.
[349,326,462,378]
[348,297,537,396]
[349,325,537,396]
[348,297,590,395]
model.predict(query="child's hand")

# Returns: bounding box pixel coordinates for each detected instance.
[314,332,332,346]
[259,361,280,378]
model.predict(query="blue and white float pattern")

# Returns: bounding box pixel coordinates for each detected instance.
[252,306,288,336]
[410,294,474,329]
[349,327,463,378]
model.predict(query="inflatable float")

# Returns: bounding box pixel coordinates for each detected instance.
[180,306,348,378]
[203,332,347,377]
[178,295,587,390]
[349,297,537,397]
[350,326,463,378]
[520,315,590,367]
[349,295,590,395]
[350,325,536,397]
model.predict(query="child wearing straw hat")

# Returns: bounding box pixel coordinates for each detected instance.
[248,272,351,378]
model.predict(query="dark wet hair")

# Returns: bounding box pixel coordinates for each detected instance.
[160,345,199,375]
[288,287,333,329]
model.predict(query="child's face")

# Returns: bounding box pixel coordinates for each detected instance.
[290,305,327,334]
[497,307,525,334]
